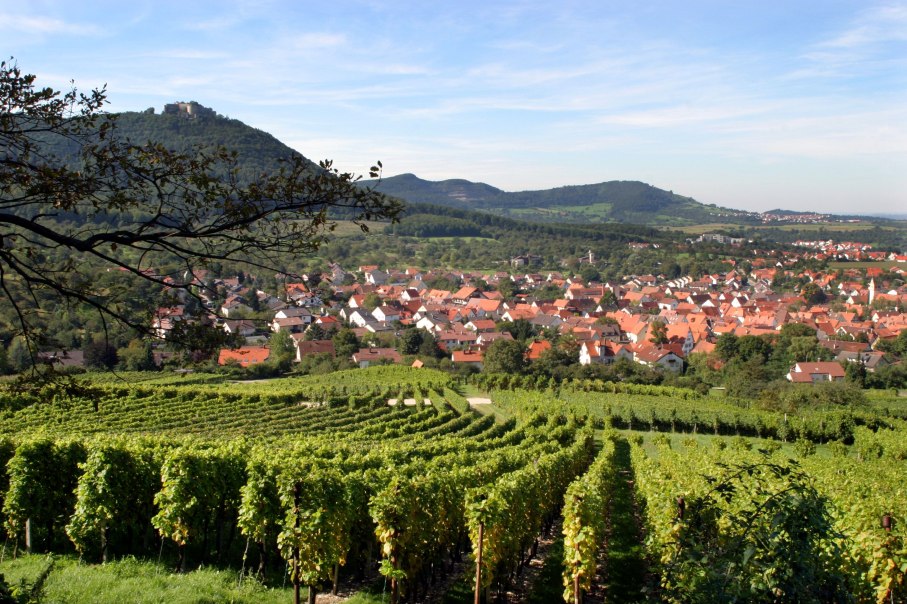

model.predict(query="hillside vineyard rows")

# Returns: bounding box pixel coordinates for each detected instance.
[0,367,904,603]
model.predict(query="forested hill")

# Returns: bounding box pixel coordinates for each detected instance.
[40,107,316,183]
[128,112,302,166]
[44,109,742,227]
[389,202,673,246]
[369,173,755,226]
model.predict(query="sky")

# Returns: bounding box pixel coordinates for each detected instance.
[4,1,907,215]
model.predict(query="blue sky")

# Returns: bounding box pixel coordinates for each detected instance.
[5,1,906,215]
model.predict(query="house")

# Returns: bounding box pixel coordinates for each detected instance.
[223,319,257,337]
[271,316,308,333]
[372,305,402,324]
[364,269,388,285]
[465,319,497,333]
[274,306,313,321]
[633,345,684,372]
[786,362,846,383]
[38,350,86,368]
[274,306,312,324]
[289,291,323,307]
[476,331,514,346]
[526,340,552,362]
[290,337,335,363]
[352,347,402,368]
[436,329,478,349]
[451,349,484,370]
[579,340,632,365]
[664,324,696,356]
[218,346,270,367]
[221,296,251,318]
[152,306,185,338]
[452,286,480,305]
[834,351,890,372]
[465,298,502,319]
[347,309,376,329]
[415,312,449,333]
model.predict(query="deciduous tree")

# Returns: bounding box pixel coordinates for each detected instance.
[483,339,527,374]
[0,60,400,377]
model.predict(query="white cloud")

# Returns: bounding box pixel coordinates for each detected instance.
[793,3,907,79]
[143,49,231,60]
[184,16,243,31]
[1,13,100,35]
[821,4,907,48]
[291,33,347,51]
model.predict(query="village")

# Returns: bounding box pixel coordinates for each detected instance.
[143,237,907,389]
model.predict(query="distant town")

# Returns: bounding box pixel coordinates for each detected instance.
[115,235,907,388]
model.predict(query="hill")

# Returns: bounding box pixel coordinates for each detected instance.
[35,103,315,183]
[370,173,757,226]
[37,106,903,244]
[34,109,749,228]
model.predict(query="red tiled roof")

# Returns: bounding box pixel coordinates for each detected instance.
[218,346,270,367]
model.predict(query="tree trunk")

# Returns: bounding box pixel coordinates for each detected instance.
[101,524,109,564]
[214,501,225,563]
[201,515,210,565]
[257,540,267,579]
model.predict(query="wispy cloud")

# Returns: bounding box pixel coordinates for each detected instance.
[144,49,231,60]
[793,3,907,78]
[184,16,242,31]
[596,102,776,129]
[821,4,907,48]
[290,33,347,51]
[1,13,101,35]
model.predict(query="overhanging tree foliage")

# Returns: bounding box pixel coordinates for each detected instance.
[0,59,402,371]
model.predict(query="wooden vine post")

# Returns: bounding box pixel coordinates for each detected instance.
[293,482,301,604]
[474,522,484,604]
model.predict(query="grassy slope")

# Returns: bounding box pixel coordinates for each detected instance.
[0,554,295,604]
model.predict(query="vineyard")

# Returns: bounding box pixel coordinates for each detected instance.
[0,366,904,603]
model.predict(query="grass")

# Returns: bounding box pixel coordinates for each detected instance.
[440,572,475,604]
[457,384,514,424]
[0,553,296,604]
[326,220,386,237]
[661,223,743,234]
[416,236,498,243]
[344,584,394,604]
[526,537,565,604]
[600,438,648,603]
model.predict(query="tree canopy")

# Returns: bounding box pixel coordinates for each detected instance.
[0,60,401,372]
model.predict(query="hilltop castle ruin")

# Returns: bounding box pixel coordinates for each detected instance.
[162,101,215,118]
